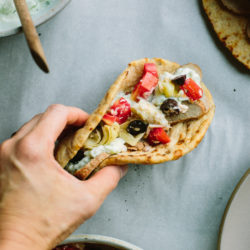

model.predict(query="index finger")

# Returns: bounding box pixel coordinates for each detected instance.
[28,104,89,144]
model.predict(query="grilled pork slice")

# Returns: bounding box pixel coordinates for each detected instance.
[75,152,110,180]
[166,98,209,125]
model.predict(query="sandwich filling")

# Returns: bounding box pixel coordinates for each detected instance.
[65,63,207,175]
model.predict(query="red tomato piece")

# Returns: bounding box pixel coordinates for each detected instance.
[181,78,203,101]
[147,128,171,145]
[115,115,128,124]
[144,63,158,77]
[102,113,117,125]
[131,72,158,101]
[110,97,131,118]
[102,98,131,125]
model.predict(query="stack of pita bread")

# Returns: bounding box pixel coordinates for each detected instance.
[203,0,250,69]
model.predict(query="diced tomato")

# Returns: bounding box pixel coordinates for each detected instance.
[147,128,171,145]
[131,72,158,101]
[110,97,131,118]
[102,97,131,125]
[181,78,203,101]
[144,63,158,78]
[131,63,159,101]
[102,113,117,125]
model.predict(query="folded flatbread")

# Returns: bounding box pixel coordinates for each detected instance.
[55,58,215,180]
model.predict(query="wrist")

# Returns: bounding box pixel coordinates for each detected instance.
[0,218,46,250]
[0,241,37,250]
[0,231,45,250]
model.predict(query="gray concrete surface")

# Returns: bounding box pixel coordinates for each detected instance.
[0,0,249,249]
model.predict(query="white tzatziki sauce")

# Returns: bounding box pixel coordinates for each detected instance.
[66,138,127,174]
[160,67,201,86]
[0,0,52,22]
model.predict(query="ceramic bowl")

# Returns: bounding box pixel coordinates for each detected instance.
[57,234,143,250]
[0,0,71,37]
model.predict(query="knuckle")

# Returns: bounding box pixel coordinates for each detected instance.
[16,136,40,162]
[47,104,65,113]
[17,136,33,152]
[33,113,42,120]
[0,139,12,160]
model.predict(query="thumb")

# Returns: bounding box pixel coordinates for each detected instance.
[83,165,128,201]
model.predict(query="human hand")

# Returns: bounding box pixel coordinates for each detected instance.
[0,104,127,250]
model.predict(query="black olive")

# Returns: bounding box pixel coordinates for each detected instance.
[70,150,85,164]
[127,120,148,136]
[172,75,186,86]
[160,99,180,116]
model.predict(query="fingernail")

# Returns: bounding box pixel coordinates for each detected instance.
[119,165,128,178]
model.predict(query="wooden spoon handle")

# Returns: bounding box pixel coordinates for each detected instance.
[14,0,49,73]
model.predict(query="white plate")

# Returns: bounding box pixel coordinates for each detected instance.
[218,169,250,250]
[0,0,71,37]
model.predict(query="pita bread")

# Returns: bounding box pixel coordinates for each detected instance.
[247,20,250,40]
[220,0,250,15]
[202,0,250,69]
[55,58,215,179]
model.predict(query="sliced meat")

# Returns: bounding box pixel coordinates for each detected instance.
[165,101,206,125]
[127,141,149,151]
[75,152,110,180]
[136,141,147,150]
[221,0,250,15]
[126,145,138,151]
